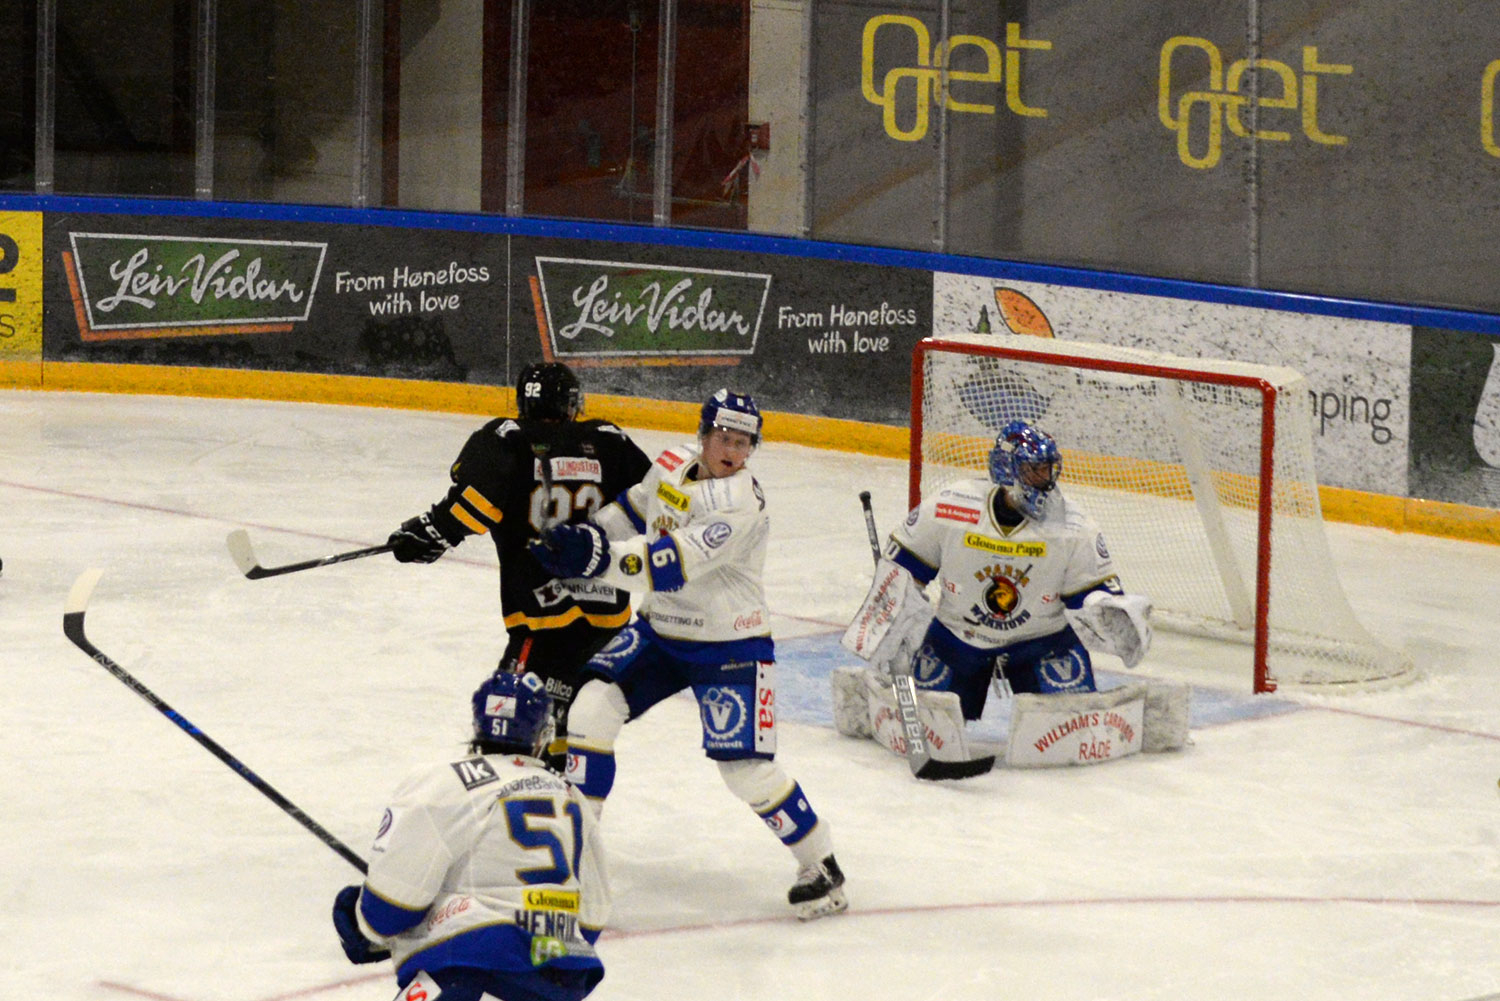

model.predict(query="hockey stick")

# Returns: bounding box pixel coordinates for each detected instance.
[226,529,392,580]
[63,569,369,874]
[857,493,995,781]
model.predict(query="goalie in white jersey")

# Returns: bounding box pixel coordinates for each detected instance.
[331,670,609,1001]
[528,389,846,921]
[839,420,1155,754]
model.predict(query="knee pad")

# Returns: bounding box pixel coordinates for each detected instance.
[566,680,628,751]
[717,758,793,812]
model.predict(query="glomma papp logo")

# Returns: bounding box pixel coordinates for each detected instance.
[64,232,327,341]
[532,257,770,365]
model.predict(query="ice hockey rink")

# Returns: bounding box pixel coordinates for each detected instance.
[5,387,1500,1001]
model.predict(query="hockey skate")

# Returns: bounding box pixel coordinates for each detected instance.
[788,854,847,920]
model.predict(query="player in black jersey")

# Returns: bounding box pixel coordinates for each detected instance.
[387,362,652,767]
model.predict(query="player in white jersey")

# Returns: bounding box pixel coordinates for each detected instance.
[839,421,1153,737]
[527,389,847,921]
[331,670,610,1001]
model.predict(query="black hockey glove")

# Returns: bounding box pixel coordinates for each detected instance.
[528,523,610,578]
[388,513,451,564]
[332,885,391,965]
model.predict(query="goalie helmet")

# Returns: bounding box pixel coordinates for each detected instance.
[698,388,762,444]
[470,670,554,757]
[517,362,582,421]
[988,419,1061,520]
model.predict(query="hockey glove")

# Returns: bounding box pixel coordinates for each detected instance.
[332,885,391,965]
[528,522,610,578]
[388,513,451,564]
[1065,591,1153,669]
[841,558,934,679]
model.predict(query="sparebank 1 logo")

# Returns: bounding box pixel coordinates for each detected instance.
[64,232,327,341]
[533,257,770,363]
[860,15,1051,143]
[1157,37,1352,169]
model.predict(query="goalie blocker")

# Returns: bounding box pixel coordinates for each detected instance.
[833,666,1189,768]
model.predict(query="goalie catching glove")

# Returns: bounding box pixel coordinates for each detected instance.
[840,558,934,678]
[527,522,610,579]
[1064,590,1153,669]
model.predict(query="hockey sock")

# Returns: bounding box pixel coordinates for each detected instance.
[565,744,617,807]
[754,781,823,850]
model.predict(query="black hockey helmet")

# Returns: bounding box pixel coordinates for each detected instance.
[517,362,582,421]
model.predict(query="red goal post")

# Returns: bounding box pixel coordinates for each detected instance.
[910,335,1412,693]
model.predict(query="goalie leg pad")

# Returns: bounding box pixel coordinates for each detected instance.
[1006,684,1147,767]
[1142,680,1191,752]
[831,666,874,738]
[864,672,972,763]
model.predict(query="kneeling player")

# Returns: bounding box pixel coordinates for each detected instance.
[837,420,1185,767]
[331,670,609,1001]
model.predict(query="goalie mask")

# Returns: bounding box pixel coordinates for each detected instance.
[989,420,1061,520]
[470,671,554,757]
[698,388,762,445]
[517,362,582,421]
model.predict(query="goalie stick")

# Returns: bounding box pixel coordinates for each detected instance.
[63,569,369,874]
[226,528,392,580]
[857,492,995,780]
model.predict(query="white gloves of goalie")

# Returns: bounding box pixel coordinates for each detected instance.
[1064,590,1154,669]
[840,559,934,679]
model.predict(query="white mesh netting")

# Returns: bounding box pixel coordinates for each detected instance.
[915,335,1412,690]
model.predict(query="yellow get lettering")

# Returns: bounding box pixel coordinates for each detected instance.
[1158,36,1352,169]
[1482,60,1500,157]
[861,14,1050,143]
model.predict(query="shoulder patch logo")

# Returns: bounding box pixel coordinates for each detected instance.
[1095,533,1110,560]
[702,521,733,548]
[656,449,686,471]
[620,553,644,576]
[451,757,500,791]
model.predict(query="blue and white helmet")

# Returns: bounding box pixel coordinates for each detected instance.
[698,388,762,445]
[471,671,553,756]
[988,419,1061,520]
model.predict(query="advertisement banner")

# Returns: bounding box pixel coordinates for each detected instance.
[41,214,510,383]
[811,2,1500,317]
[511,237,931,423]
[0,210,43,361]
[932,273,1410,495]
[1410,327,1500,508]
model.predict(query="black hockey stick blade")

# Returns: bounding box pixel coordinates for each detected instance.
[227,529,393,580]
[914,753,998,780]
[63,569,369,874]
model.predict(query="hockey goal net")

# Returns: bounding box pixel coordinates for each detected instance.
[911,335,1412,692]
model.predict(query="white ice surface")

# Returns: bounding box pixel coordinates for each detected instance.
[4,388,1500,1001]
